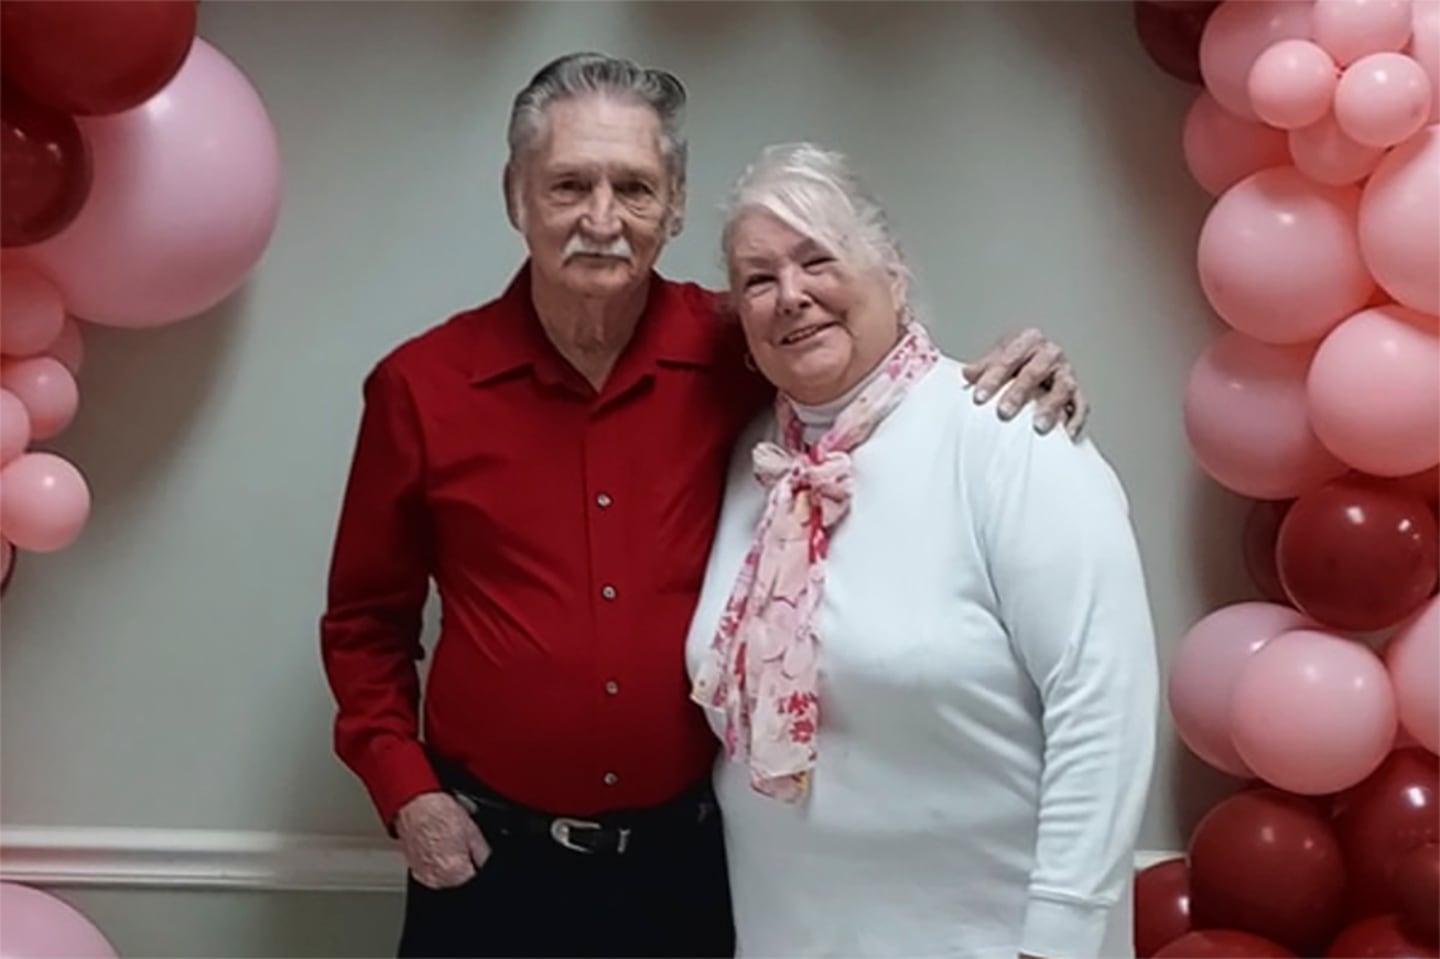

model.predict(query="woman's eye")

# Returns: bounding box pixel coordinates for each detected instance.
[803,256,834,270]
[744,274,774,290]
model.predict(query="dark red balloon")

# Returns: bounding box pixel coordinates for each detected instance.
[1243,499,1292,603]
[1277,477,1440,631]
[1154,929,1296,958]
[1133,1,1220,84]
[1189,789,1347,954]
[1393,843,1440,944]
[0,84,91,248]
[1326,914,1440,958]
[1136,858,1193,957]
[1333,749,1440,921]
[0,0,197,116]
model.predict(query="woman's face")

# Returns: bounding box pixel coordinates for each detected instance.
[728,210,904,406]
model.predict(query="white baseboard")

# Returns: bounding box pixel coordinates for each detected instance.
[0,825,1180,893]
[0,826,405,893]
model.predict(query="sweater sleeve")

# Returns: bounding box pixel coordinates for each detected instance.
[972,407,1160,959]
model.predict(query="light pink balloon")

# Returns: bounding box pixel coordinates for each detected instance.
[1183,90,1292,195]
[1413,0,1440,122]
[1169,602,1315,777]
[1315,0,1416,65]
[0,883,117,958]
[1201,0,1316,120]
[1289,110,1389,183]
[1198,166,1375,344]
[1359,124,1440,314]
[47,317,84,377]
[24,39,282,329]
[1250,39,1341,128]
[1308,305,1440,476]
[1335,51,1434,145]
[0,452,90,553]
[0,356,77,441]
[0,267,64,358]
[1184,331,1348,498]
[0,389,30,466]
[1231,628,1398,794]
[1386,596,1439,753]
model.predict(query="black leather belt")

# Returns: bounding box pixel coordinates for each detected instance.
[430,755,717,857]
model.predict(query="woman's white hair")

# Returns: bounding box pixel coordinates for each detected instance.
[721,143,911,291]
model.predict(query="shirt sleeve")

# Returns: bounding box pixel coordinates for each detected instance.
[319,361,441,830]
[973,408,1160,959]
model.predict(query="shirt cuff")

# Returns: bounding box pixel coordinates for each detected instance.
[360,739,443,834]
[1020,892,1111,959]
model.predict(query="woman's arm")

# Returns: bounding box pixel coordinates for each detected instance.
[974,407,1160,959]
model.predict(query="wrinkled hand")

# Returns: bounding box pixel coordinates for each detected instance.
[395,792,491,889]
[961,327,1089,439]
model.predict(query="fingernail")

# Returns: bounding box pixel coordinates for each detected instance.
[1000,400,1018,417]
[974,389,990,403]
[1034,415,1052,432]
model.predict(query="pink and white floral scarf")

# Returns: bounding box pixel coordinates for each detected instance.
[691,323,940,802]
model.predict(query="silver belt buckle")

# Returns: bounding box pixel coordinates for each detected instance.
[549,817,630,854]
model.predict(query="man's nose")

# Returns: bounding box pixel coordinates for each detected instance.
[582,184,621,238]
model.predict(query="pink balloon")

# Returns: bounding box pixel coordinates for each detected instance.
[1413,1,1440,123]
[1183,90,1292,194]
[23,39,281,328]
[1184,331,1348,499]
[1232,628,1398,794]
[1198,166,1375,344]
[1314,0,1416,65]
[0,266,63,358]
[1250,40,1340,129]
[0,356,77,440]
[1170,602,1315,777]
[0,452,90,552]
[1359,124,1440,314]
[0,388,30,466]
[1289,111,1388,183]
[47,316,84,376]
[1386,597,1439,753]
[1201,0,1315,120]
[0,882,117,958]
[1335,51,1434,146]
[1308,305,1440,476]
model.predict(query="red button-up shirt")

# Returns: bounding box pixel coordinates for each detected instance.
[320,265,770,826]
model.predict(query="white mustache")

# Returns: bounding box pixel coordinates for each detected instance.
[564,234,633,262]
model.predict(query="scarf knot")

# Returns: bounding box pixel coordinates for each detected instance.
[691,324,939,803]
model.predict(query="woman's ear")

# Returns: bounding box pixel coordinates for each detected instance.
[888,268,909,316]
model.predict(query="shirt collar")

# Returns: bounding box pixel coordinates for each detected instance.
[464,262,720,388]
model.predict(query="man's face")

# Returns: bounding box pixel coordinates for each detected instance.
[510,95,681,302]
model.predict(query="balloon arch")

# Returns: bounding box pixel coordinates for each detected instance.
[1132,2,1438,958]
[0,0,1437,955]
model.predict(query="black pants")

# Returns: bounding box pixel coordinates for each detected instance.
[396,794,734,958]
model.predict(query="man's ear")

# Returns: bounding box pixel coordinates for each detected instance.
[503,163,522,231]
[667,182,687,238]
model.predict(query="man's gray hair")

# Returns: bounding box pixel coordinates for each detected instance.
[721,143,911,288]
[507,52,689,189]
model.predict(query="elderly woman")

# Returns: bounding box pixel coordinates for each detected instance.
[686,144,1159,959]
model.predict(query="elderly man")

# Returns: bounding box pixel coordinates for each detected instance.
[320,52,1087,959]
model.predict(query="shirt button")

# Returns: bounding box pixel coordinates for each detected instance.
[601,585,617,600]
[596,492,613,508]
[604,680,620,696]
[603,772,619,786]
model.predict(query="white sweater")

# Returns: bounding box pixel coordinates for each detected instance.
[684,357,1159,959]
